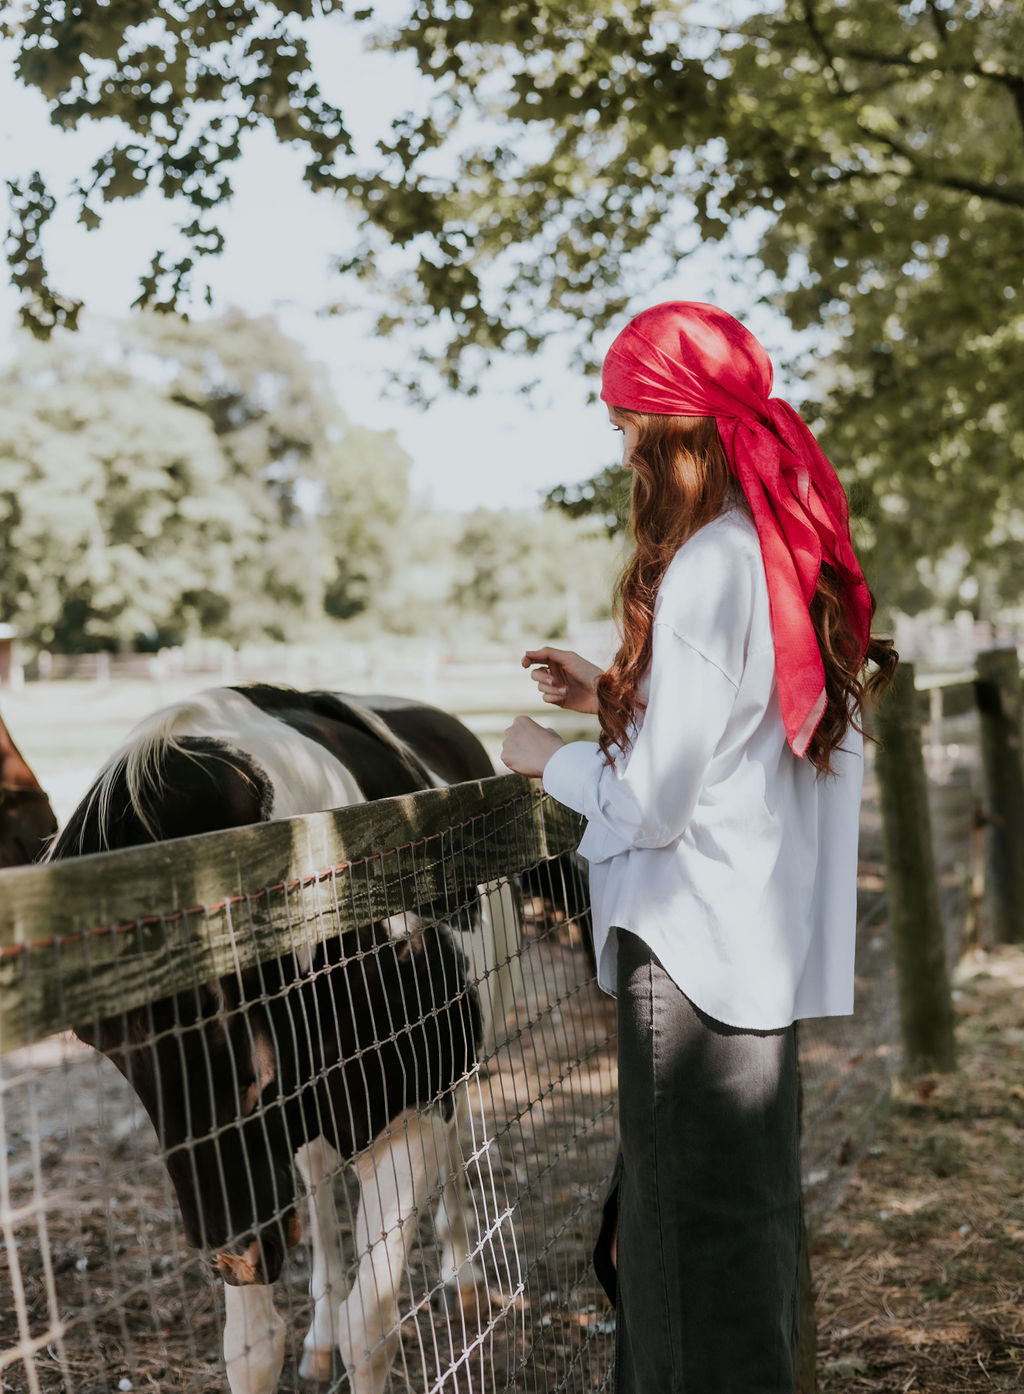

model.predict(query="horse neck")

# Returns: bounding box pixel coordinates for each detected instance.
[0,713,43,790]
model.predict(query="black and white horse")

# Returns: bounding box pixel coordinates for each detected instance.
[49,685,522,1394]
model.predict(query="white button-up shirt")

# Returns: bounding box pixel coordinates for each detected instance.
[542,508,863,1030]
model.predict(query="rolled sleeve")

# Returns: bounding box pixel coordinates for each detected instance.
[542,623,739,859]
[542,739,604,814]
[543,741,631,863]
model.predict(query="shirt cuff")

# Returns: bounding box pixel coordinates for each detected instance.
[542,740,604,815]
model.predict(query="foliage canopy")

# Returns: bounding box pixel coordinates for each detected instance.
[5,0,1024,613]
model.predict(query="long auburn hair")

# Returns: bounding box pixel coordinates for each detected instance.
[597,411,898,775]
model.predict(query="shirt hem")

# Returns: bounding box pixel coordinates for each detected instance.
[596,923,854,1031]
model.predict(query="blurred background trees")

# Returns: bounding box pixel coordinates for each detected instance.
[0,312,620,651]
[4,0,1023,633]
[0,339,245,651]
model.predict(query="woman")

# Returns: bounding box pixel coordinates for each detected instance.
[501,301,896,1392]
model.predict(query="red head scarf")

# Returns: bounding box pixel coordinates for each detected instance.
[601,300,871,758]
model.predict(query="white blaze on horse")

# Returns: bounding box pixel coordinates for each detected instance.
[48,685,523,1394]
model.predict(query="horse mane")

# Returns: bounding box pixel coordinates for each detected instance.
[47,693,242,857]
[48,686,443,859]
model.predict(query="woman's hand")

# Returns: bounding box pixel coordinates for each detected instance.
[522,646,602,715]
[501,716,565,778]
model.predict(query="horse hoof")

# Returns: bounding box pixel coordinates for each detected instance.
[298,1346,337,1383]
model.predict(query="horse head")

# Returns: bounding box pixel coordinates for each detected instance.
[0,784,58,866]
[0,707,58,865]
[77,968,304,1286]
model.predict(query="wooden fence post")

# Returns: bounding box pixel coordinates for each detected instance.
[874,661,957,1075]
[975,647,1024,944]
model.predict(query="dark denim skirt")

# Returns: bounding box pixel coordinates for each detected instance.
[599,929,802,1394]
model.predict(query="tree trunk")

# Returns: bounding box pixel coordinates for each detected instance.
[975,648,1024,944]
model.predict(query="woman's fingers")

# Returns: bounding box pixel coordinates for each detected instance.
[522,645,575,669]
[530,666,568,704]
[530,665,564,689]
[531,666,564,688]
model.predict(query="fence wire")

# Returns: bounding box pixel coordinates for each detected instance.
[799,700,984,1228]
[0,783,617,1394]
[920,702,985,960]
[1,712,986,1393]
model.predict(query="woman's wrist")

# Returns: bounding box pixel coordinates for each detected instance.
[500,716,566,778]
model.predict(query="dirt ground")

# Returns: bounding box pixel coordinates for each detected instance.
[812,944,1024,1393]
[3,734,1019,1393]
[5,939,1023,1394]
[0,917,618,1394]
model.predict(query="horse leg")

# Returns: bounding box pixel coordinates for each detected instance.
[337,1107,448,1394]
[295,1137,346,1383]
[223,1283,285,1394]
[435,1074,519,1319]
[433,1140,484,1317]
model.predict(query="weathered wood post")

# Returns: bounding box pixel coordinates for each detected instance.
[975,647,1024,944]
[874,661,957,1074]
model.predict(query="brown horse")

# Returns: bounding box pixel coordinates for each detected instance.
[0,707,57,866]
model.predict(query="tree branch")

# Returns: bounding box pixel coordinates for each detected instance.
[801,0,849,97]
[766,23,1024,147]
[768,21,1024,141]
[925,0,950,46]
[809,149,1024,208]
[850,118,1024,207]
[976,61,1024,138]
[919,172,1024,208]
[840,43,1024,96]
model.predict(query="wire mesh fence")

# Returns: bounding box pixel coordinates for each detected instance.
[0,778,616,1394]
[799,690,984,1228]
[798,757,899,1226]
[0,702,988,1393]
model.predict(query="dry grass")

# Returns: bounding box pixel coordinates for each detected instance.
[813,945,1024,1393]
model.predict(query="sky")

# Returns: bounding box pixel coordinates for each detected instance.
[0,8,795,513]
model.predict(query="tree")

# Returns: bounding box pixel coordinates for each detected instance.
[0,338,253,648]
[369,505,622,640]
[320,423,413,620]
[8,3,1021,363]
[6,1,1024,611]
[452,507,619,641]
[4,1,353,337]
[121,310,411,631]
[0,313,413,647]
